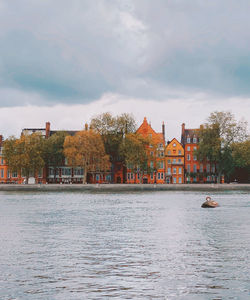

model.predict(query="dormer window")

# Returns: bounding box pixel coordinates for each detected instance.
[193,137,197,143]
[187,137,190,143]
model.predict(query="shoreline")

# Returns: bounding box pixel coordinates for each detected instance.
[0,183,250,192]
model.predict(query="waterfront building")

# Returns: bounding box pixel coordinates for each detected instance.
[126,117,165,184]
[181,123,220,183]
[165,138,184,184]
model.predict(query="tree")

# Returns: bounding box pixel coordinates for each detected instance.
[64,130,110,184]
[90,112,137,182]
[3,133,45,183]
[232,139,250,168]
[119,133,148,183]
[43,131,68,181]
[197,111,248,183]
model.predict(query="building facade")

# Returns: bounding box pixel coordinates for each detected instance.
[126,117,166,184]
[165,138,184,184]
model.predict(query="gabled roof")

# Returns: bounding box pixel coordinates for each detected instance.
[136,117,164,143]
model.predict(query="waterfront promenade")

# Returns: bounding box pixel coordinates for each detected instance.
[0,183,249,192]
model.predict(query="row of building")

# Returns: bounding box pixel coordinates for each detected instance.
[0,117,222,184]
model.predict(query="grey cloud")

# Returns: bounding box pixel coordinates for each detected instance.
[1,0,250,107]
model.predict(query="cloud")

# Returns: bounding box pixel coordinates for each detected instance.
[0,93,249,141]
[0,0,250,107]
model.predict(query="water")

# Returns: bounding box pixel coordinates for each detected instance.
[0,191,249,299]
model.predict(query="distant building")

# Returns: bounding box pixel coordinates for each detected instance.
[165,138,184,184]
[126,117,165,184]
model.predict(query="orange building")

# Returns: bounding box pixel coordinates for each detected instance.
[126,117,165,184]
[181,123,219,183]
[165,138,184,184]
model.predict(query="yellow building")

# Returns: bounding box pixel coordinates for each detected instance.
[165,138,184,184]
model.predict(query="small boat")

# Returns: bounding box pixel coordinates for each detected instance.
[201,196,219,208]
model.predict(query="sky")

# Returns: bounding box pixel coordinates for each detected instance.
[0,0,249,141]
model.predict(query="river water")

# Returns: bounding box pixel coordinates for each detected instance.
[0,191,249,299]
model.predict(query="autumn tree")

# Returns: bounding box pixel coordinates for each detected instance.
[3,133,45,183]
[197,111,248,183]
[43,131,68,180]
[64,129,110,184]
[119,133,148,183]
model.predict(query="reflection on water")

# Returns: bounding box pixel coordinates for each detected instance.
[0,191,249,299]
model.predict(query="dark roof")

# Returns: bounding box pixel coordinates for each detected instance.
[181,129,199,145]
[50,130,79,137]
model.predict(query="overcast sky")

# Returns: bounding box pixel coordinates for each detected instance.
[0,0,249,140]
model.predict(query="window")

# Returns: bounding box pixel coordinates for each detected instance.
[150,151,154,156]
[200,164,203,172]
[12,171,17,178]
[160,161,164,168]
[206,164,210,172]
[178,150,181,155]
[187,154,190,161]
[1,158,4,165]
[193,146,197,150]
[193,137,197,143]
[0,168,4,178]
[178,158,181,163]
[106,175,111,182]
[157,172,161,179]
[173,143,176,147]
[193,155,197,161]
[167,167,171,175]
[38,169,43,178]
[178,168,182,174]
[160,151,164,157]
[187,137,190,143]
[193,165,197,173]
[137,173,140,179]
[131,173,134,179]
[168,159,171,164]
[74,168,83,176]
[150,161,154,168]
[161,172,164,179]
[207,175,210,181]
[193,176,197,182]
[7,170,10,178]
[173,167,176,174]
[178,177,182,184]
[150,173,154,179]
[173,159,176,164]
[61,168,71,176]
[127,173,130,180]
[187,146,190,151]
[168,150,171,155]
[187,164,191,172]
[96,174,100,181]
[173,177,177,183]
[212,164,215,173]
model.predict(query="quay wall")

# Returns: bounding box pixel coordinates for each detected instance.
[0,184,250,192]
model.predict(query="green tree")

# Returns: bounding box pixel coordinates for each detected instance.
[43,131,68,180]
[3,133,45,183]
[64,129,110,184]
[232,139,250,168]
[90,112,137,181]
[197,111,248,183]
[119,133,148,183]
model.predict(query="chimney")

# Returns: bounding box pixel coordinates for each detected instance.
[85,123,88,131]
[162,121,165,142]
[181,123,185,136]
[46,122,50,139]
